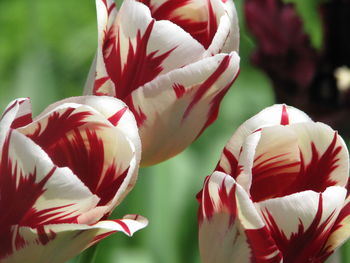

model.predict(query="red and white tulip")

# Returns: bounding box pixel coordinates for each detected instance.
[0,96,147,263]
[84,0,240,165]
[198,104,350,263]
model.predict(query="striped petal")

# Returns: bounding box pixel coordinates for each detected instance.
[89,0,206,99]
[324,192,350,256]
[130,52,239,165]
[138,0,233,51]
[289,122,349,190]
[216,104,311,177]
[198,172,282,263]
[257,186,346,262]
[2,215,147,263]
[0,129,102,259]
[203,0,239,56]
[237,122,349,202]
[35,95,141,209]
[0,98,33,149]
[17,99,139,212]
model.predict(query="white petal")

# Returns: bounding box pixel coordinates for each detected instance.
[325,193,350,254]
[19,101,139,213]
[90,0,205,97]
[217,104,312,176]
[2,215,147,263]
[289,122,349,188]
[0,129,101,229]
[257,187,346,261]
[199,172,281,263]
[0,98,32,147]
[204,0,239,56]
[131,52,239,165]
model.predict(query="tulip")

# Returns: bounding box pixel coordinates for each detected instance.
[0,96,147,263]
[84,0,240,166]
[198,104,350,263]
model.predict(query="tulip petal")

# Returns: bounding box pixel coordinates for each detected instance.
[288,122,349,191]
[0,129,102,259]
[128,52,239,165]
[138,0,226,50]
[35,96,141,209]
[236,121,349,202]
[324,192,350,256]
[198,172,282,263]
[204,0,239,56]
[0,98,32,131]
[219,0,239,53]
[216,104,311,177]
[84,0,117,95]
[90,0,206,99]
[237,126,301,199]
[258,186,346,262]
[18,101,138,211]
[2,215,147,263]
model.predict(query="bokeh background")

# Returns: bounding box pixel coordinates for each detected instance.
[0,0,348,262]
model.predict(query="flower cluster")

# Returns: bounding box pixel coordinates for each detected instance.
[1,0,240,262]
[2,0,350,262]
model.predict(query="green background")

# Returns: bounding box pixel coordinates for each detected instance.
[0,0,347,262]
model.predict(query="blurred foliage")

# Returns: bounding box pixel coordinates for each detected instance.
[0,0,346,263]
[283,0,324,49]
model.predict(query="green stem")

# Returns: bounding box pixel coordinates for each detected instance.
[341,240,350,263]
[78,244,99,263]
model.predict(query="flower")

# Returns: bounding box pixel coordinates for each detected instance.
[0,96,147,263]
[197,104,350,263]
[84,0,240,166]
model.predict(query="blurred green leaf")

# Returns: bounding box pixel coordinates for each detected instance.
[283,0,324,50]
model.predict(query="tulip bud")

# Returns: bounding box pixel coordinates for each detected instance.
[85,0,240,166]
[0,96,147,263]
[198,104,350,262]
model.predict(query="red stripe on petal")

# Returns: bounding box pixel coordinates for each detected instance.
[1,101,17,120]
[36,226,56,246]
[0,132,57,259]
[215,147,241,179]
[125,96,147,127]
[251,132,343,202]
[27,107,93,150]
[143,0,218,48]
[113,219,131,235]
[294,133,340,192]
[96,166,130,206]
[218,179,237,225]
[206,0,219,49]
[102,20,176,99]
[198,176,214,224]
[183,55,231,119]
[21,204,79,227]
[11,113,32,129]
[39,127,126,206]
[173,83,186,98]
[108,107,127,126]
[94,77,110,94]
[108,2,116,16]
[197,69,239,139]
[245,227,282,263]
[263,194,335,262]
[251,152,300,202]
[280,105,289,125]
